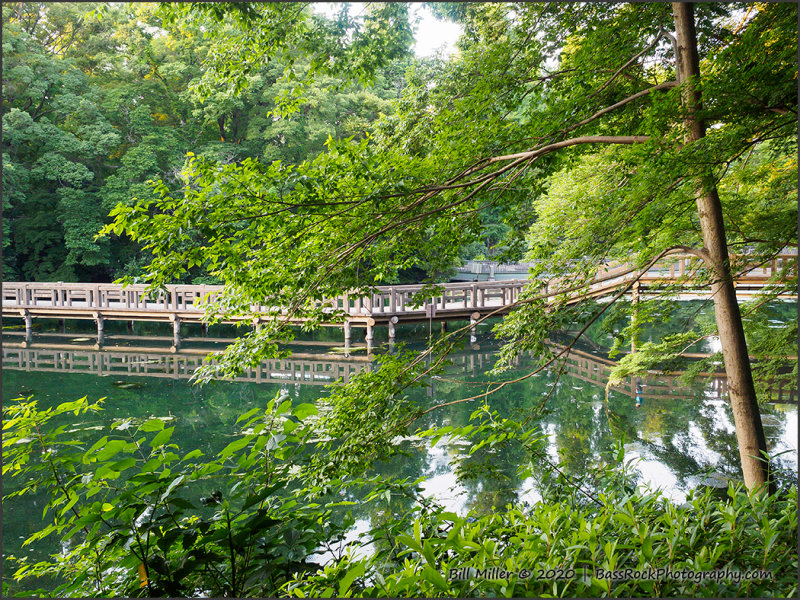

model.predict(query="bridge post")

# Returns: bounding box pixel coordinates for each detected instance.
[20,309,32,347]
[365,320,374,353]
[426,378,436,397]
[388,316,398,343]
[128,320,135,334]
[170,316,181,352]
[470,312,480,344]
[343,321,351,354]
[94,313,104,349]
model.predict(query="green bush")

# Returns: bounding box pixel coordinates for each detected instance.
[3,395,352,597]
[3,398,797,598]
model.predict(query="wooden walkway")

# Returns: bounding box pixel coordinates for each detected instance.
[3,251,795,350]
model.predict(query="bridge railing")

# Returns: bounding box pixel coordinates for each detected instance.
[2,280,529,318]
[337,280,528,316]
[1,282,226,313]
[3,251,794,318]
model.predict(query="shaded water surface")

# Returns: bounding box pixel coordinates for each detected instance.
[3,309,797,589]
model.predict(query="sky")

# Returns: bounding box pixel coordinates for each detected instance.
[312,2,463,58]
[409,4,462,57]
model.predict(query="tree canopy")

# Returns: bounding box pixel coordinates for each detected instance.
[2,1,415,281]
[3,1,796,487]
[97,2,798,490]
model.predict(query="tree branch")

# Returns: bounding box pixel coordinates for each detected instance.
[563,81,677,135]
[587,30,668,100]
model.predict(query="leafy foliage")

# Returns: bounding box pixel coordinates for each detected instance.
[4,397,797,597]
[3,394,354,597]
[2,2,413,283]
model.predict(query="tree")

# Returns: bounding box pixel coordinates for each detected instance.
[102,2,796,492]
[671,1,768,491]
[2,2,416,282]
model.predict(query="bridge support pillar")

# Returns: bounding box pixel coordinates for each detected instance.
[441,321,448,333]
[427,379,436,398]
[170,316,181,353]
[94,314,104,349]
[388,316,399,344]
[470,312,480,344]
[20,309,32,347]
[365,323,374,353]
[59,318,66,333]
[343,321,351,355]
[201,322,208,337]
[127,320,135,334]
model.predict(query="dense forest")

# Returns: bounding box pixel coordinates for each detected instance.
[2,2,485,283]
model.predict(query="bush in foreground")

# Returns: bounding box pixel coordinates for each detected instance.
[3,396,797,597]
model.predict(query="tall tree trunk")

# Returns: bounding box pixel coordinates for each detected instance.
[672,2,771,492]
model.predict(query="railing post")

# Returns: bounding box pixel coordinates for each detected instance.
[19,309,32,347]
[365,319,374,354]
[389,288,396,313]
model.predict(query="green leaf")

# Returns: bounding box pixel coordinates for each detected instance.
[613,512,635,527]
[95,439,127,462]
[150,427,175,448]
[183,449,204,461]
[291,403,317,420]
[140,418,165,432]
[235,407,261,424]
[421,565,449,591]
[338,562,365,596]
[219,435,254,458]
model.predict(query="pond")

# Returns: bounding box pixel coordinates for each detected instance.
[2,302,797,591]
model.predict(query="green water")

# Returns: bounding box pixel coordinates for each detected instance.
[2,308,797,591]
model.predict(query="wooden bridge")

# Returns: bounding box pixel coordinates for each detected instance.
[3,251,795,351]
[3,338,795,403]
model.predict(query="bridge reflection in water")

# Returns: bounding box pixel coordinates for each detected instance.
[3,337,795,403]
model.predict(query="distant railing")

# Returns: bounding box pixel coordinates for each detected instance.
[457,260,538,275]
[1,279,527,318]
[2,251,795,321]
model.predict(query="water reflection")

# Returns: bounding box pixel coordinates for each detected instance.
[3,327,797,578]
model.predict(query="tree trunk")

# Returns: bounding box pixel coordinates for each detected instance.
[672,2,771,492]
